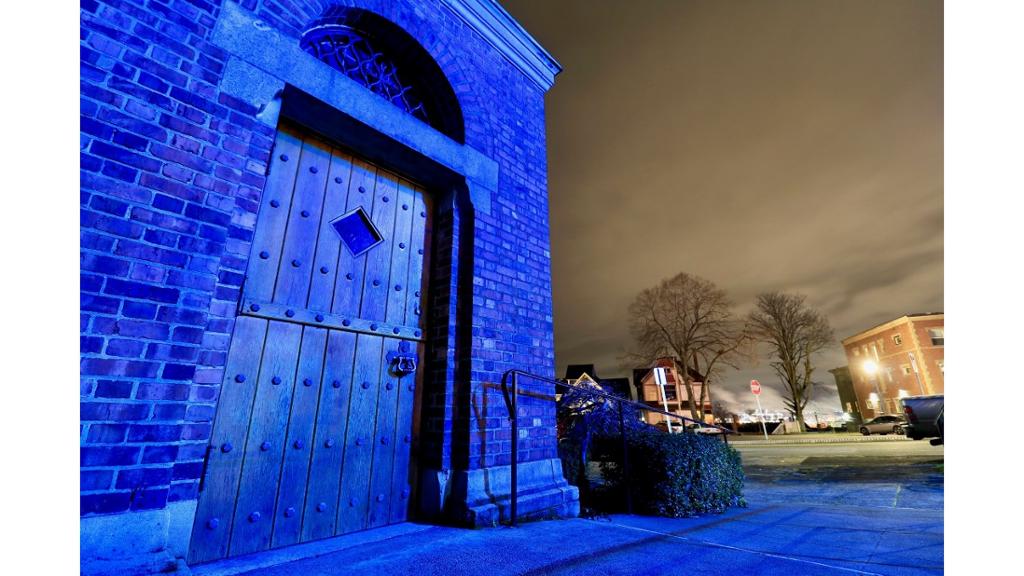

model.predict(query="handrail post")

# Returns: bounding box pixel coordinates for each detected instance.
[509,371,518,527]
[618,400,633,514]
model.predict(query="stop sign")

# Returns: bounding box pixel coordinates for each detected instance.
[750,379,761,395]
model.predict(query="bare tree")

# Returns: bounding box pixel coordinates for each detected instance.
[626,273,747,421]
[746,292,834,432]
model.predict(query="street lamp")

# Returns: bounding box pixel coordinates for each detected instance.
[907,352,926,396]
[862,359,878,376]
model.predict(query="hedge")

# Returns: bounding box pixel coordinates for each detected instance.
[596,431,746,517]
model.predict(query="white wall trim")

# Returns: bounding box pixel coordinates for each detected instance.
[441,0,562,91]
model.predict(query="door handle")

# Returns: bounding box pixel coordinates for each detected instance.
[393,355,417,375]
[386,341,419,376]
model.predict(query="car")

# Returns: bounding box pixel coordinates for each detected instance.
[859,415,906,436]
[902,395,944,444]
[683,422,726,435]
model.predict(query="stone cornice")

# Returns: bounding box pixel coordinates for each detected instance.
[442,0,562,92]
[841,313,944,346]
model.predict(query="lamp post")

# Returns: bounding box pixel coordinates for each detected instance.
[907,352,926,396]
[863,360,885,415]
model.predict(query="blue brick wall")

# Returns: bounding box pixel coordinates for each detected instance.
[81,0,557,517]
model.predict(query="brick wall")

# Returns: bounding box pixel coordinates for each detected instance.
[81,0,559,518]
[842,314,944,417]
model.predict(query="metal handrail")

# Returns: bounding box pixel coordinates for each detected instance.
[498,368,735,526]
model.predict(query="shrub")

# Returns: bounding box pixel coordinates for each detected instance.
[555,384,744,517]
[602,431,746,517]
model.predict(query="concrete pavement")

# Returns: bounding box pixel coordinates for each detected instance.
[194,503,940,576]
[190,441,942,576]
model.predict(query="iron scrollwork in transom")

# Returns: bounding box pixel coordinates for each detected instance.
[301,24,430,124]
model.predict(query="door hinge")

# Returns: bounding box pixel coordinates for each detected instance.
[236,274,250,315]
[198,444,214,493]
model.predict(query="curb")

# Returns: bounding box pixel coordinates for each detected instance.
[729,435,913,446]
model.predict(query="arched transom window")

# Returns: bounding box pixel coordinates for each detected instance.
[301,23,430,124]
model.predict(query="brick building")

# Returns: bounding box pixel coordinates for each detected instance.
[80,0,577,572]
[828,365,861,421]
[841,313,944,417]
[633,358,714,427]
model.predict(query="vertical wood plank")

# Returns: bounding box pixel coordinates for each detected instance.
[330,159,378,319]
[357,170,401,322]
[270,326,328,548]
[389,343,422,525]
[335,334,384,534]
[243,127,302,302]
[227,322,303,558]
[383,179,416,327]
[187,317,268,564]
[272,137,332,307]
[405,188,431,330]
[366,339,403,528]
[306,149,354,312]
[300,329,357,542]
[394,189,430,523]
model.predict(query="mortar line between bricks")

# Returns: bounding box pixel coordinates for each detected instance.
[597,519,888,576]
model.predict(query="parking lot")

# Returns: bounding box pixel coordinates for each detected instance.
[734,439,944,511]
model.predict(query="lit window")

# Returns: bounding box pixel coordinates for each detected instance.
[928,328,944,346]
[853,348,860,356]
[892,334,902,346]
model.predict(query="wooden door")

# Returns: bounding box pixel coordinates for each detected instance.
[188,122,430,563]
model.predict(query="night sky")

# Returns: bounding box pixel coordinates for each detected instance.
[502,0,943,414]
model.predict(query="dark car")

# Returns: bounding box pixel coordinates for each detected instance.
[902,395,944,444]
[859,415,906,436]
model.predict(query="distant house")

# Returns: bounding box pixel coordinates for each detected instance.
[632,358,715,426]
[562,364,633,400]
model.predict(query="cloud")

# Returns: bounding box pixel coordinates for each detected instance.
[504,0,942,414]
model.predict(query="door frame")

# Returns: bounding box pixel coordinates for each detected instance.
[195,5,500,553]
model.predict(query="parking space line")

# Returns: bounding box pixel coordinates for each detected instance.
[596,519,888,576]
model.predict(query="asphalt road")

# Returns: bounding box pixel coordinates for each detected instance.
[733,439,944,466]
[733,439,944,512]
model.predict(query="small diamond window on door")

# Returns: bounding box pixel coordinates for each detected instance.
[330,206,384,256]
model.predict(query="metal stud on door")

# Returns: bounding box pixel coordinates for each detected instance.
[188,122,430,564]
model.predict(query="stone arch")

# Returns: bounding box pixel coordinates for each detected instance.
[252,0,497,153]
[300,4,466,143]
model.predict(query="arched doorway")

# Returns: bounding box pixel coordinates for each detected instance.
[188,7,462,563]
